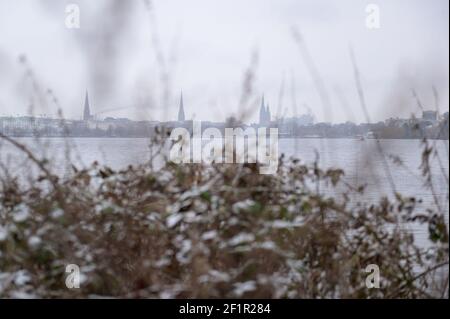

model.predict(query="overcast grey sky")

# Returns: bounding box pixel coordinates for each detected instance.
[0,0,448,123]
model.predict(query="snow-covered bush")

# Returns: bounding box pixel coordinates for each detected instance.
[0,136,448,298]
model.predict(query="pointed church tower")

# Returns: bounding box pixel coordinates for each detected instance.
[266,104,271,123]
[259,95,266,125]
[83,91,91,121]
[178,91,185,122]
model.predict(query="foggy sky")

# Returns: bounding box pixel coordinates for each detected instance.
[0,0,448,123]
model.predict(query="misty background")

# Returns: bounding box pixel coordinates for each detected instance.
[0,0,448,123]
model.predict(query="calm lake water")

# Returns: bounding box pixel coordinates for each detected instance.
[1,137,448,249]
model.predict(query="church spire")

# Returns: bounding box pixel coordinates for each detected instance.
[178,91,185,122]
[259,95,266,125]
[83,90,91,121]
[266,104,271,123]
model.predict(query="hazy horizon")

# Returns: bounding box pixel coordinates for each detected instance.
[0,0,448,124]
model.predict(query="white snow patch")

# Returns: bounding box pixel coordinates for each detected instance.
[228,233,255,246]
[13,204,30,222]
[0,225,8,241]
[14,270,31,286]
[166,214,183,228]
[28,236,42,248]
[233,281,256,296]
[176,239,192,263]
[202,230,217,241]
[51,208,64,219]
[232,200,256,213]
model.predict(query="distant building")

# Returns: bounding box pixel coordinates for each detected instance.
[422,110,437,122]
[259,95,271,125]
[385,117,409,127]
[443,112,449,120]
[178,92,185,122]
[83,91,93,121]
[279,114,314,127]
[0,116,65,136]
